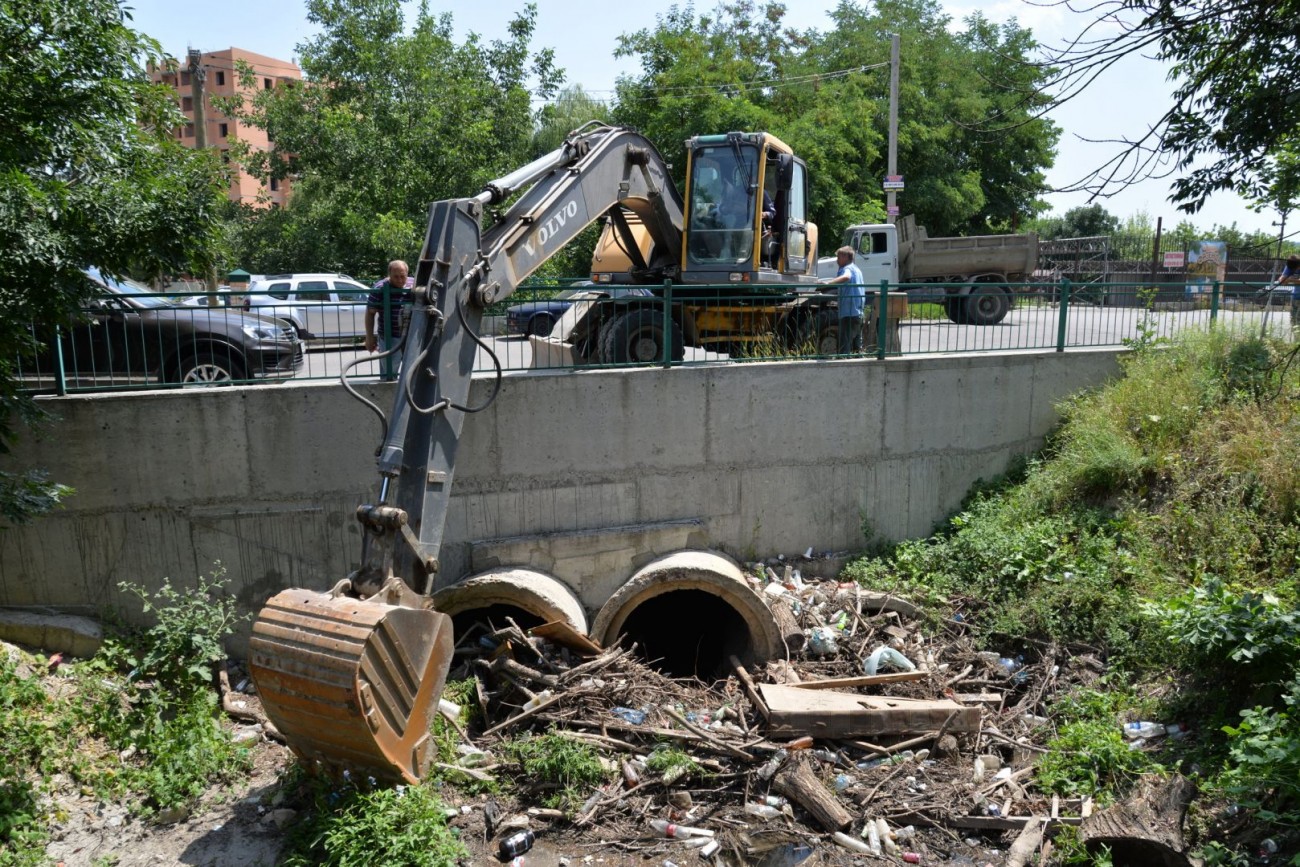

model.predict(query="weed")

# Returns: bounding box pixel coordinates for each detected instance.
[504,731,609,813]
[645,747,701,785]
[1036,718,1159,799]
[281,780,466,867]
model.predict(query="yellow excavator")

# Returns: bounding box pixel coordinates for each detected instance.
[248,124,823,784]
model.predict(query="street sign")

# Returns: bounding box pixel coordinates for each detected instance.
[883,174,904,191]
[1163,251,1185,269]
[886,205,900,216]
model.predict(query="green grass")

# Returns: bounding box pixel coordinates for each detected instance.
[503,731,609,813]
[842,327,1300,856]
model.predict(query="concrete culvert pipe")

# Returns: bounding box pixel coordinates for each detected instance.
[430,568,588,641]
[591,550,783,680]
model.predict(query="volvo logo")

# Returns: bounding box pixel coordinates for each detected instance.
[522,199,580,256]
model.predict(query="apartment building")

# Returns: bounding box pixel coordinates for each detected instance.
[150,48,302,207]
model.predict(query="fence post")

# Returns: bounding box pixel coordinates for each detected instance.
[380,282,396,382]
[876,280,889,360]
[53,324,68,396]
[1055,279,1071,353]
[1209,280,1220,324]
[662,279,673,368]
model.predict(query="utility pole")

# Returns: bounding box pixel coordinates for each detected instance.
[188,49,218,296]
[887,33,900,225]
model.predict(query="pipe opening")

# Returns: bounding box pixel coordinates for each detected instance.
[613,589,752,680]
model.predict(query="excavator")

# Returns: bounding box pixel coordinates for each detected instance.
[247,124,821,784]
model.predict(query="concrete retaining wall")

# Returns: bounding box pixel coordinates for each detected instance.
[0,350,1121,638]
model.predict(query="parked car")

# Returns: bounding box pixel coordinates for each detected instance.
[20,269,304,388]
[244,273,373,341]
[177,285,235,307]
[505,285,655,337]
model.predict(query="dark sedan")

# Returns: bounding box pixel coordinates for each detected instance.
[505,285,654,337]
[21,269,305,390]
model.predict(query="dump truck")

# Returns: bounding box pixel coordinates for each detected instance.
[248,124,887,785]
[816,215,1039,325]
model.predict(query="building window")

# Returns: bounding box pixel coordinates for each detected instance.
[219,123,228,138]
[215,71,225,86]
[180,71,191,86]
[182,96,193,112]
[270,178,279,192]
[263,77,273,90]
[184,123,195,138]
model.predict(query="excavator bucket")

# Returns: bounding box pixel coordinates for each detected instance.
[248,587,454,785]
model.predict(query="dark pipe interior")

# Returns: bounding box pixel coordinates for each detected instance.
[451,604,545,646]
[614,589,751,680]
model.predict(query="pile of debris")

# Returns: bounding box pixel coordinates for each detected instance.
[418,565,1198,866]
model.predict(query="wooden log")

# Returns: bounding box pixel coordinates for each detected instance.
[1005,817,1044,867]
[768,593,805,653]
[730,654,771,719]
[771,754,853,831]
[1079,774,1197,867]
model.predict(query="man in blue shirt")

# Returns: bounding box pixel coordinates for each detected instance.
[364,260,413,381]
[822,245,865,354]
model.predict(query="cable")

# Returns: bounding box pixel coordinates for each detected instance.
[339,332,407,456]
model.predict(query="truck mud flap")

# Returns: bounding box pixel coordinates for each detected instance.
[249,587,454,785]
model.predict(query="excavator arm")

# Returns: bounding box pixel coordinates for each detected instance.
[248,125,683,784]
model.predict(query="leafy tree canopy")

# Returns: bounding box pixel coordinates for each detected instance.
[1043,0,1300,217]
[611,0,1059,242]
[0,0,225,523]
[225,0,561,278]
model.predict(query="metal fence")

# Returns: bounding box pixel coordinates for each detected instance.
[17,277,1297,394]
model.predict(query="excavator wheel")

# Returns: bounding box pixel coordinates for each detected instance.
[248,587,454,785]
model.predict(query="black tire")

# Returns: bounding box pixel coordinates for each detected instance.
[943,297,965,324]
[597,309,685,364]
[962,287,1011,326]
[796,310,840,356]
[527,314,556,338]
[176,349,246,385]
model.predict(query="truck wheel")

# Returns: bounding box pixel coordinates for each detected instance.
[796,310,839,356]
[943,298,965,324]
[963,288,1011,326]
[598,309,685,364]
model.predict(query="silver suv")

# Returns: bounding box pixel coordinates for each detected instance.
[244,273,372,342]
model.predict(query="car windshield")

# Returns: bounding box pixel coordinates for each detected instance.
[86,268,176,309]
[553,288,592,301]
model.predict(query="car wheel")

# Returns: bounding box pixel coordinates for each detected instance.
[528,314,556,338]
[796,310,840,355]
[177,350,246,385]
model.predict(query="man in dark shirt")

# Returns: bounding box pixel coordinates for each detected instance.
[365,260,412,381]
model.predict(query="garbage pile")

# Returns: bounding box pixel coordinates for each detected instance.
[414,561,1150,866]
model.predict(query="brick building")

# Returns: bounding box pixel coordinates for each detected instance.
[150,48,302,207]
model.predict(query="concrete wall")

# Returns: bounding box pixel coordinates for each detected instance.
[0,350,1122,632]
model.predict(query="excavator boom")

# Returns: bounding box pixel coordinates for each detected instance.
[248,125,683,783]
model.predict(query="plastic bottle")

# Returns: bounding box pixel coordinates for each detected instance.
[807,627,839,656]
[877,817,898,853]
[1122,721,1166,739]
[785,736,814,750]
[902,853,922,864]
[498,830,536,859]
[756,749,788,781]
[863,820,883,855]
[648,818,714,839]
[832,831,873,854]
[833,773,854,791]
[811,747,839,764]
[521,690,552,711]
[611,706,647,725]
[972,756,985,783]
[744,802,783,820]
[762,794,790,808]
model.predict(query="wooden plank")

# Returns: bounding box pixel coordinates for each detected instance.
[530,620,603,656]
[954,691,1004,709]
[790,671,929,690]
[758,683,980,738]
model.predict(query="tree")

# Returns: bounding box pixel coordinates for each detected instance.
[224,0,561,278]
[0,0,226,523]
[1041,0,1300,215]
[610,0,1058,243]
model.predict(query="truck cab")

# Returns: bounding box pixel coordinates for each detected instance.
[816,224,899,289]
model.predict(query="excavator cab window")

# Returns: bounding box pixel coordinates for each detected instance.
[687,144,759,266]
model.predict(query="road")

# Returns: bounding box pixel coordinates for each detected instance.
[293,302,1293,383]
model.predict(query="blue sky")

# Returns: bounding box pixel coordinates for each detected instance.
[125,0,1281,238]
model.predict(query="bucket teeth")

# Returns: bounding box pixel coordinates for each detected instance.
[249,588,454,784]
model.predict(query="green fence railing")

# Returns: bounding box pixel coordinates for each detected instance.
[16,278,1295,394]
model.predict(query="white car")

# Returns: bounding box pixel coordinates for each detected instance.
[244,273,372,341]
